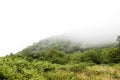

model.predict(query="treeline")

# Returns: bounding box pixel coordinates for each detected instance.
[14,47,120,65]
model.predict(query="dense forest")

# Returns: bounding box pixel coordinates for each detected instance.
[0,38,120,80]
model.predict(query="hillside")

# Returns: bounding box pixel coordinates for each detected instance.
[27,38,82,53]
[0,38,120,80]
[20,37,117,54]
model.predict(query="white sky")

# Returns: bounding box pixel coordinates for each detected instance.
[0,0,120,56]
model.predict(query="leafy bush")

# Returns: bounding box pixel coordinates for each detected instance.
[101,48,120,63]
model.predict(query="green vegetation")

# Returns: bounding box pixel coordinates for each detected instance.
[0,39,120,80]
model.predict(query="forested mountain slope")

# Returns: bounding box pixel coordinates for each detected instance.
[0,38,120,80]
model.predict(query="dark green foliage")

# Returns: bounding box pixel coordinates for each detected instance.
[100,48,120,63]
[82,49,101,64]
[27,39,82,53]
[69,48,120,64]
[44,48,68,64]
[14,46,120,64]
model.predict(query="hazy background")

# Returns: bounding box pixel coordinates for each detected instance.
[0,0,120,56]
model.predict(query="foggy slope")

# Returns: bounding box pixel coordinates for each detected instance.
[27,38,82,53]
[21,34,118,54]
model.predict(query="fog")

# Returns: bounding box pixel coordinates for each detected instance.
[0,0,120,56]
[52,31,118,48]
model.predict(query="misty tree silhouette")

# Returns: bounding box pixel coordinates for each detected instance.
[117,35,120,47]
